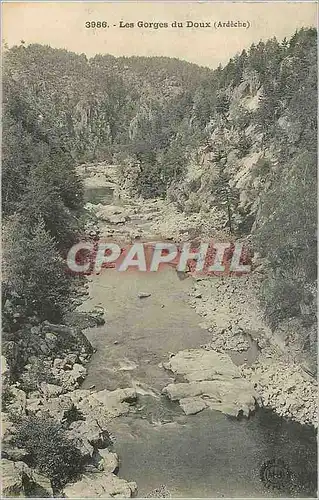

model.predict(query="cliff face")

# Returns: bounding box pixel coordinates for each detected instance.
[166,31,317,368]
[168,48,311,233]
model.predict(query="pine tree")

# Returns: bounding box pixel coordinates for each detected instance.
[214,168,239,234]
[3,217,71,322]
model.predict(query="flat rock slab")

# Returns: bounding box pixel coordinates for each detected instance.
[162,349,260,417]
[179,396,208,415]
[64,471,137,498]
[163,349,241,382]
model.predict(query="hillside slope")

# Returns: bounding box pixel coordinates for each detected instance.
[2,28,317,368]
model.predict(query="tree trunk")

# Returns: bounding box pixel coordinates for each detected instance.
[226,193,233,234]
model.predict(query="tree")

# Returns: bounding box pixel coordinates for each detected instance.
[215,91,230,121]
[159,140,187,187]
[3,216,71,322]
[253,151,317,327]
[135,151,165,198]
[17,165,81,251]
[214,168,239,234]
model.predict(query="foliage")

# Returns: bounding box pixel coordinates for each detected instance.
[2,28,317,339]
[2,386,14,411]
[17,164,81,251]
[213,166,240,235]
[259,274,304,329]
[3,216,71,323]
[135,152,166,198]
[2,43,85,332]
[251,30,317,327]
[62,404,85,425]
[13,415,84,488]
[20,358,59,393]
[253,151,317,327]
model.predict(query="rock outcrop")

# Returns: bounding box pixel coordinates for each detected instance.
[162,349,260,417]
[188,275,318,427]
[91,449,119,473]
[63,472,137,498]
[1,459,27,497]
[1,465,54,498]
[241,360,318,427]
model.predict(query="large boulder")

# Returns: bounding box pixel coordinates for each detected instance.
[58,363,87,391]
[163,379,258,417]
[41,323,93,356]
[63,472,137,498]
[66,420,112,452]
[69,388,138,428]
[32,394,74,420]
[5,387,27,417]
[92,388,137,412]
[163,349,241,382]
[87,306,106,326]
[92,449,119,473]
[40,383,63,399]
[44,332,59,351]
[95,205,129,222]
[88,388,137,421]
[64,308,105,329]
[1,459,32,497]
[27,471,53,498]
[108,215,127,225]
[162,349,260,417]
[178,397,207,415]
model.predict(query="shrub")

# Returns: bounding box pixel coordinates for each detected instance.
[62,404,85,426]
[2,385,14,411]
[14,415,84,489]
[137,162,166,198]
[252,157,272,179]
[260,274,303,329]
[20,358,58,394]
[237,133,252,158]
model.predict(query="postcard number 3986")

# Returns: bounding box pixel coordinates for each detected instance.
[85,21,108,28]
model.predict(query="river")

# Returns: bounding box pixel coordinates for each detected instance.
[80,186,317,498]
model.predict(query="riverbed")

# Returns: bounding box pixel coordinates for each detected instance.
[80,186,317,498]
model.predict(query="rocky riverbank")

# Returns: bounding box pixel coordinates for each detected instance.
[188,275,318,427]
[81,166,318,429]
[3,166,316,497]
[2,300,139,497]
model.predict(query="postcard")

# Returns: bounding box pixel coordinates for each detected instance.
[1,1,317,498]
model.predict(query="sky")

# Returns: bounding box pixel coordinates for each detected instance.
[2,1,318,68]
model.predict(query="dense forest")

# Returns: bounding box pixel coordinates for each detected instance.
[2,27,317,357]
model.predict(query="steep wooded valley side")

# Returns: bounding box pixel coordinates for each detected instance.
[1,28,317,497]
